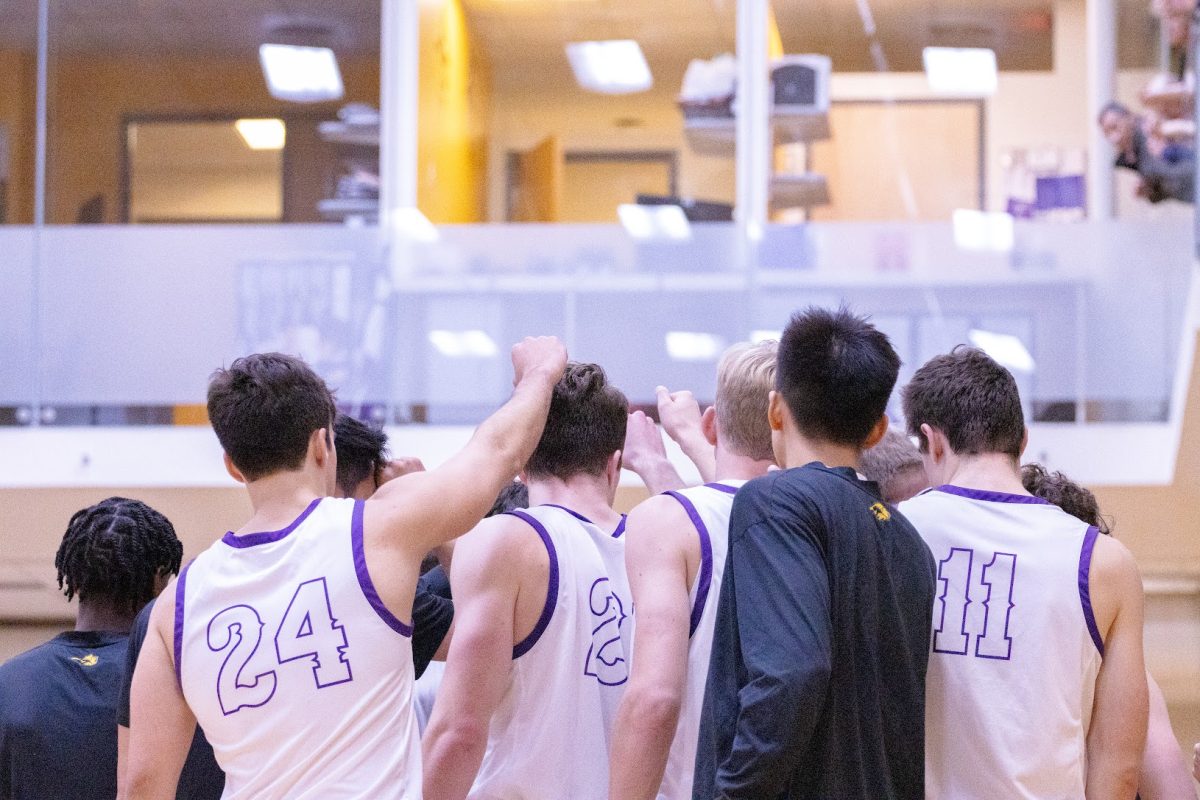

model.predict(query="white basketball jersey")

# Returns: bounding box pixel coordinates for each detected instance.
[653,480,744,800]
[174,497,422,799]
[899,486,1104,800]
[469,504,631,800]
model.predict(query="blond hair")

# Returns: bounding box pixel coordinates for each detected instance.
[715,340,778,461]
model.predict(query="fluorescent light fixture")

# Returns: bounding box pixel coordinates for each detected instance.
[923,47,997,96]
[952,209,1014,252]
[259,43,345,103]
[428,330,499,359]
[234,118,286,151]
[751,330,782,344]
[391,207,439,243]
[565,40,653,94]
[665,332,726,362]
[968,329,1035,373]
[618,204,691,241]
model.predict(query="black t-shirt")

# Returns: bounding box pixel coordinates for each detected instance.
[0,629,128,799]
[413,568,454,679]
[119,600,225,800]
[694,464,936,800]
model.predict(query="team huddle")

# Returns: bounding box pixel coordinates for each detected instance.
[1,306,1191,799]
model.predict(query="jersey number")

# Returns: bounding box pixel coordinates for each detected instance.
[933,548,1018,660]
[208,578,352,715]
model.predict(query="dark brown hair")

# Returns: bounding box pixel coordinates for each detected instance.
[525,362,628,481]
[1021,463,1112,535]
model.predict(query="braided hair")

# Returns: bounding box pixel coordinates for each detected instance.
[54,497,183,615]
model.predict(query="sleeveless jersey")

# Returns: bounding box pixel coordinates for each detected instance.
[174,497,422,799]
[653,480,744,800]
[469,504,631,800]
[899,486,1104,800]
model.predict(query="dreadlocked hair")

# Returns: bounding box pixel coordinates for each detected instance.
[55,497,183,615]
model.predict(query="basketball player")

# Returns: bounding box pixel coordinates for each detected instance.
[0,498,182,799]
[694,307,935,799]
[1021,463,1197,800]
[126,338,566,799]
[860,428,929,504]
[422,362,631,800]
[609,340,777,800]
[900,347,1148,799]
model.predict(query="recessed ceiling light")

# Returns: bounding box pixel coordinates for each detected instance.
[259,44,344,103]
[428,330,500,359]
[234,118,286,151]
[952,209,1014,252]
[565,40,653,95]
[666,332,726,362]
[968,329,1035,373]
[618,204,691,241]
[922,47,997,96]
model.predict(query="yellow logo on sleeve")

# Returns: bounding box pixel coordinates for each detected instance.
[870,502,891,522]
[69,654,99,667]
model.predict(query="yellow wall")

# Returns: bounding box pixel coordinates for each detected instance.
[0,50,35,224]
[418,0,491,223]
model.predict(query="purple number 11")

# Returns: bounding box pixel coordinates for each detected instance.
[933,548,1018,660]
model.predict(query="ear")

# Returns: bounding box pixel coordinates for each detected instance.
[767,391,786,432]
[1019,427,1029,457]
[607,450,623,483]
[861,415,889,451]
[517,469,529,484]
[701,406,718,447]
[223,452,247,484]
[920,423,945,462]
[310,426,331,467]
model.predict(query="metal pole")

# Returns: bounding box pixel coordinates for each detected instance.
[735,0,770,248]
[30,0,49,426]
[379,0,420,229]
[1086,0,1117,220]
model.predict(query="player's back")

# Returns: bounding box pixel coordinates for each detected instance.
[900,486,1104,800]
[471,504,631,800]
[653,480,744,800]
[176,496,421,799]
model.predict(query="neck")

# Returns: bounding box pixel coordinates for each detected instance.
[526,475,620,526]
[713,447,774,482]
[779,430,862,472]
[243,469,327,523]
[75,601,136,634]
[941,453,1027,495]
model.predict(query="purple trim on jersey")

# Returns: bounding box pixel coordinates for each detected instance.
[541,504,592,524]
[221,497,322,549]
[173,560,193,686]
[1078,526,1105,657]
[665,491,713,639]
[507,509,560,659]
[935,485,1050,505]
[612,516,627,539]
[704,482,739,495]
[350,500,413,638]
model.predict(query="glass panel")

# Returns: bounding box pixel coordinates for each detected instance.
[417,0,736,225]
[0,228,36,424]
[0,0,36,225]
[46,0,380,224]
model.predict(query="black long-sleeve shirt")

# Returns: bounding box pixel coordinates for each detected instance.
[693,463,935,800]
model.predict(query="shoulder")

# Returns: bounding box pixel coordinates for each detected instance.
[453,513,549,581]
[0,639,57,683]
[1090,532,1142,593]
[625,493,701,559]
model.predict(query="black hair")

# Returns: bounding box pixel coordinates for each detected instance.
[55,497,183,615]
[525,362,628,480]
[207,352,337,482]
[1098,100,1131,123]
[902,346,1025,459]
[489,481,530,517]
[1021,463,1112,535]
[334,414,389,496]
[775,306,901,447]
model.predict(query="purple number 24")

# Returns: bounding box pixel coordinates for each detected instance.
[208,577,352,716]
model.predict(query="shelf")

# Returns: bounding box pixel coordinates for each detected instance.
[317,198,379,221]
[769,173,829,211]
[318,120,380,147]
[682,108,830,156]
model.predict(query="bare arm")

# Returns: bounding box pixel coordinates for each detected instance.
[369,336,566,555]
[126,595,197,800]
[655,386,716,483]
[116,725,130,800]
[623,410,687,494]
[609,497,695,800]
[423,518,530,800]
[1086,536,1149,800]
[1138,673,1197,800]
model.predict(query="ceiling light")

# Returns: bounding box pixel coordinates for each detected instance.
[259,44,344,103]
[234,118,286,151]
[952,209,1014,252]
[428,330,499,359]
[666,332,726,362]
[565,40,653,95]
[968,330,1035,373]
[618,204,691,241]
[922,47,997,96]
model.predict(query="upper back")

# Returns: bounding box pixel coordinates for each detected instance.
[900,486,1104,799]
[176,497,421,798]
